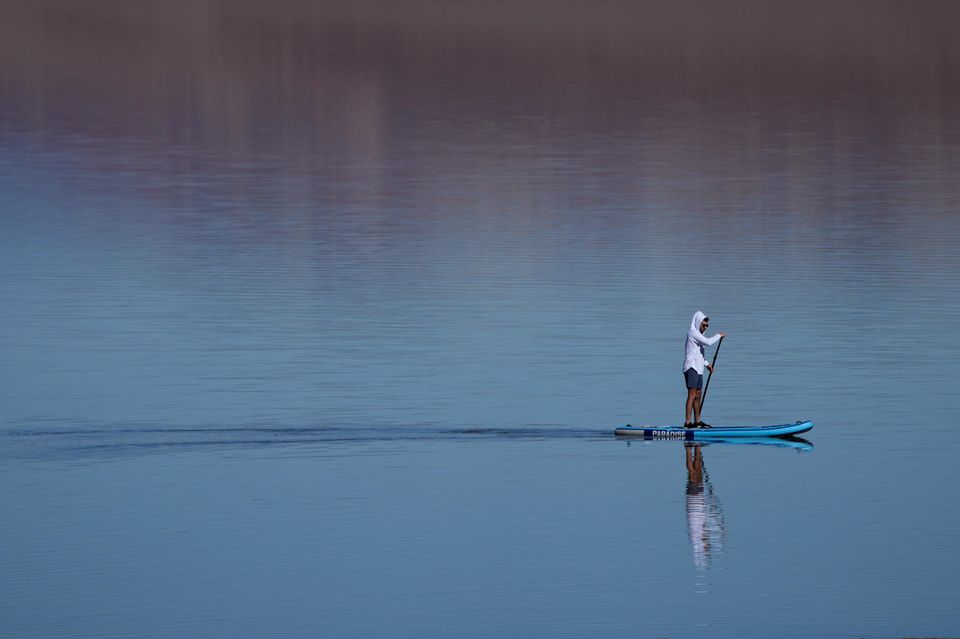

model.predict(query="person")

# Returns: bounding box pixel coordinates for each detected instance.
[683,311,726,428]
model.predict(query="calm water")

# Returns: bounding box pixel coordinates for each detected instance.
[2,2,960,637]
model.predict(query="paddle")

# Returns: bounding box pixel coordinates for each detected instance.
[699,336,724,413]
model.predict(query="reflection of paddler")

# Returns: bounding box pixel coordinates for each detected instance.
[685,443,726,570]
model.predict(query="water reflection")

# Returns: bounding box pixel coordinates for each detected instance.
[685,443,726,571]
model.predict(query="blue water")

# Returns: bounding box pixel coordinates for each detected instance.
[2,2,960,637]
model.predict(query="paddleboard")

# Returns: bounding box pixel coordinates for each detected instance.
[614,420,813,440]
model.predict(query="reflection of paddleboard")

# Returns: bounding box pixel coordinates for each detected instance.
[699,436,813,451]
[614,420,813,440]
[615,434,814,451]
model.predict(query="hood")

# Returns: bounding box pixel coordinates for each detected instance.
[689,311,707,334]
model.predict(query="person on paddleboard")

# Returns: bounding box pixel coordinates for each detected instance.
[684,311,725,428]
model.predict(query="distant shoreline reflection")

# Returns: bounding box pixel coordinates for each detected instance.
[685,443,726,570]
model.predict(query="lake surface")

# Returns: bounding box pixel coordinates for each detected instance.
[2,2,959,637]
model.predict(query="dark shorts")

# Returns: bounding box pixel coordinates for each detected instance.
[684,368,703,390]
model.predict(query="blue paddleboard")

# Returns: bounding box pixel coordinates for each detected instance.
[614,420,813,440]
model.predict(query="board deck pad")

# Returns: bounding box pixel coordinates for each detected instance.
[614,420,813,440]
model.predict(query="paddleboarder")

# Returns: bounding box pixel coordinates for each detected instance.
[684,311,725,428]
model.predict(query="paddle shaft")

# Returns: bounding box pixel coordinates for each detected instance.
[700,336,724,412]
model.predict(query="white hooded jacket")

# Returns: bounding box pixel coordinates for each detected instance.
[684,311,722,374]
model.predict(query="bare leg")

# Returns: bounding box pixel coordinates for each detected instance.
[685,388,698,425]
[693,389,702,424]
